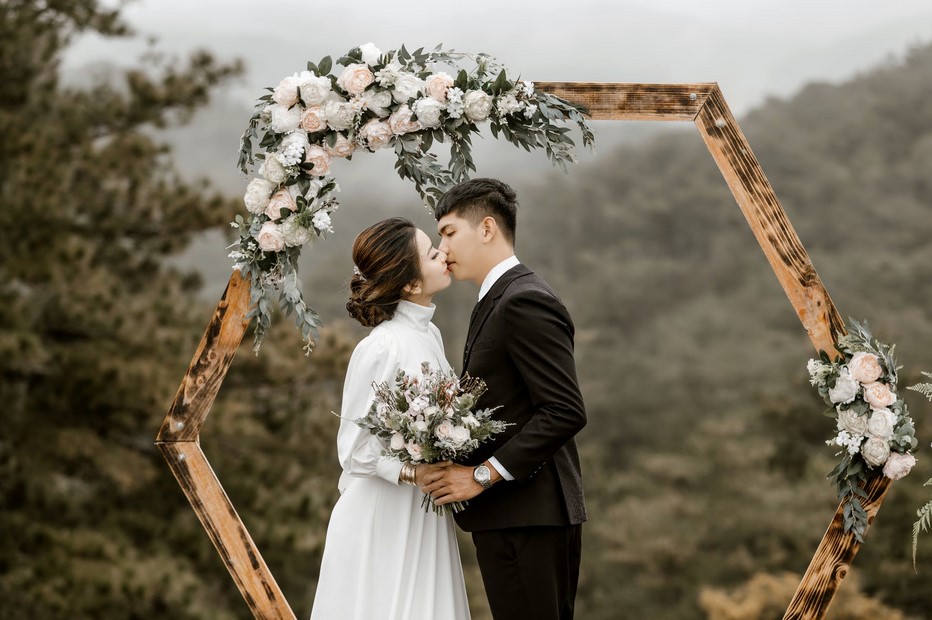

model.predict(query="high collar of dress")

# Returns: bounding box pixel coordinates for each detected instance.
[392,300,435,332]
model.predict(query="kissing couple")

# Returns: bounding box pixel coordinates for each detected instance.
[310,178,587,620]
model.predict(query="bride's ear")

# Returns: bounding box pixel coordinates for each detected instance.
[403,280,422,297]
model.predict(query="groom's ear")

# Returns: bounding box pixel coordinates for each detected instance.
[480,216,498,243]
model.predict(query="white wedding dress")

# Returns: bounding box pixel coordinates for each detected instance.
[310,300,471,620]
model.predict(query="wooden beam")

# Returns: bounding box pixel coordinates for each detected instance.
[157,270,252,442]
[783,476,892,619]
[156,440,297,620]
[693,85,845,356]
[535,81,715,121]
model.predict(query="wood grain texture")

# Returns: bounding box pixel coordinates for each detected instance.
[783,475,892,619]
[156,441,297,620]
[694,86,846,356]
[535,82,716,121]
[157,270,252,442]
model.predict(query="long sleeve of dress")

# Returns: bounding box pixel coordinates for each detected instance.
[336,332,404,488]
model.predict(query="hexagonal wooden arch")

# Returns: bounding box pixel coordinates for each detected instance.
[156,82,894,620]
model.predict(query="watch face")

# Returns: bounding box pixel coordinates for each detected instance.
[474,465,490,483]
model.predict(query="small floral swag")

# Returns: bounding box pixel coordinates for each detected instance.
[230,43,594,353]
[808,320,923,542]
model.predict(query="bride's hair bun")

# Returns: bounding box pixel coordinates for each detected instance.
[346,218,421,327]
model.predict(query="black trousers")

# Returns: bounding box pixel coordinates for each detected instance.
[472,524,582,620]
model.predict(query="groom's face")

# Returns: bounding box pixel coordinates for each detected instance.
[437,212,484,284]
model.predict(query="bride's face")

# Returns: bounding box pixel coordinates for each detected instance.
[409,229,452,299]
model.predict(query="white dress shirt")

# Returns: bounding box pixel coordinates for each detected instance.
[476,255,520,481]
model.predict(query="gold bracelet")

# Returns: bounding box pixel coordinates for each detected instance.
[401,463,416,485]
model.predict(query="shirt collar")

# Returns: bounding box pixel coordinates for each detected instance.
[478,255,520,301]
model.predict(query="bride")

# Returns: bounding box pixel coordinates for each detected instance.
[310,217,471,620]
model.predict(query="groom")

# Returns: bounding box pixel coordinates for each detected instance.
[421,178,587,620]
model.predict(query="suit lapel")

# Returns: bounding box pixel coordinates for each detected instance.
[463,264,532,368]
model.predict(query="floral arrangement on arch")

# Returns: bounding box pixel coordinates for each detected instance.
[230,43,594,353]
[807,319,918,540]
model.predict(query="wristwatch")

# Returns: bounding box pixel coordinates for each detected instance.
[473,464,493,490]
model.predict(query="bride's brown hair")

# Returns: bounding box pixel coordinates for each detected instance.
[346,217,422,327]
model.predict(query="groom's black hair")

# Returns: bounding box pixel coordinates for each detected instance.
[434,178,518,244]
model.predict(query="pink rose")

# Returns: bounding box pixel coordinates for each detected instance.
[848,352,883,384]
[863,381,896,409]
[272,74,301,107]
[304,145,331,176]
[405,441,423,461]
[337,63,375,96]
[883,451,916,480]
[425,72,454,102]
[256,221,285,252]
[265,188,296,221]
[324,133,355,158]
[359,119,393,150]
[389,104,421,135]
[435,419,454,441]
[300,106,327,133]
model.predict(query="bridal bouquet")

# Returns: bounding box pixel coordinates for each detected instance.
[807,319,918,540]
[356,362,507,515]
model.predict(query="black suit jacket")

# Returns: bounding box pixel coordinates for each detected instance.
[454,264,587,532]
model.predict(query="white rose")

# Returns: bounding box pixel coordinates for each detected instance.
[883,451,916,480]
[264,188,297,221]
[359,42,383,66]
[449,425,471,447]
[359,88,393,116]
[405,441,423,461]
[866,408,896,440]
[412,419,428,433]
[828,369,860,405]
[861,437,891,467]
[243,178,275,214]
[304,145,331,176]
[425,72,454,102]
[389,104,421,135]
[390,432,405,451]
[272,74,301,107]
[359,119,393,149]
[863,381,896,409]
[268,103,303,133]
[337,63,375,96]
[412,97,443,128]
[312,210,333,233]
[280,216,311,247]
[435,419,454,440]
[300,106,327,133]
[324,99,358,131]
[258,154,288,184]
[298,74,332,106]
[324,133,355,158]
[463,90,493,122]
[256,221,285,252]
[848,352,883,384]
[836,408,868,435]
[423,405,441,420]
[392,72,424,103]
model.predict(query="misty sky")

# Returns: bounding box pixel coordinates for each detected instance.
[69,0,932,114]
